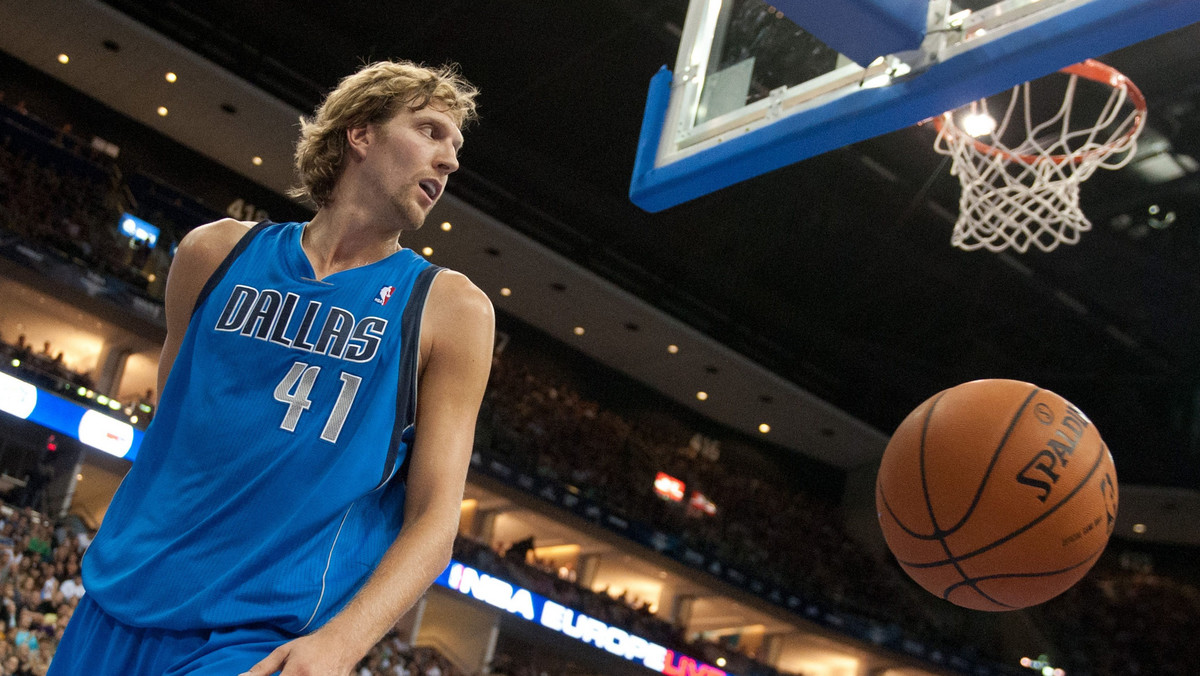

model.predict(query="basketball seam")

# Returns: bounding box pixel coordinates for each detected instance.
[918,392,946,536]
[877,396,940,540]
[918,391,1003,607]
[940,386,1042,537]
[883,386,1041,541]
[878,487,930,540]
[899,441,1108,570]
[941,540,1107,609]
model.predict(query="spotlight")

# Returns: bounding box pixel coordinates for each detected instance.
[961,112,997,137]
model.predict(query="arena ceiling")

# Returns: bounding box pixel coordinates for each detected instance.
[3,1,1198,545]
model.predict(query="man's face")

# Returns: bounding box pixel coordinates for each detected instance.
[362,103,463,230]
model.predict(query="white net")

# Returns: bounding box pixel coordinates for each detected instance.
[933,60,1146,253]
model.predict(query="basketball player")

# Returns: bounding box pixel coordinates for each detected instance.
[48,61,493,675]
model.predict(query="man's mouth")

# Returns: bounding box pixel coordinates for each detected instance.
[418,180,440,201]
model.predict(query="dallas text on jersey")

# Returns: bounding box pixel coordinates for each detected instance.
[214,284,388,363]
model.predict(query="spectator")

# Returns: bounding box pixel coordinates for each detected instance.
[56,577,81,603]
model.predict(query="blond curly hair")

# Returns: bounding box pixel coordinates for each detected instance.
[290,60,479,208]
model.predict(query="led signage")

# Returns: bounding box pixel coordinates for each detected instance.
[0,373,143,460]
[437,562,726,676]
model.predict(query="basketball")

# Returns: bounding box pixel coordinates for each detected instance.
[875,379,1119,611]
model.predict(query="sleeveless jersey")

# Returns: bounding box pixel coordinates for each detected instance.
[82,221,441,633]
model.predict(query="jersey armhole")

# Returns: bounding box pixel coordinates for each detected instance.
[190,220,276,320]
[382,264,444,488]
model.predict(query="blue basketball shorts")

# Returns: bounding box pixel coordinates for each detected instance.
[48,595,294,676]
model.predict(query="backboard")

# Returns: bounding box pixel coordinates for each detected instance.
[630,0,1200,212]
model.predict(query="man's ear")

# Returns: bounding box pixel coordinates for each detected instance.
[346,124,372,160]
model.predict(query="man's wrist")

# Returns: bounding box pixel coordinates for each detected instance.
[314,614,380,666]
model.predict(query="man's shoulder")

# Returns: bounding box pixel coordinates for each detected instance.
[420,270,494,364]
[428,269,491,316]
[170,218,260,284]
[180,218,257,257]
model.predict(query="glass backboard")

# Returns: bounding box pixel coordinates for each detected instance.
[630,0,1200,212]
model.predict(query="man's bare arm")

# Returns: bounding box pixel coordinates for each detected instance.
[156,219,254,395]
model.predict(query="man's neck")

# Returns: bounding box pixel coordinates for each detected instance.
[302,205,405,280]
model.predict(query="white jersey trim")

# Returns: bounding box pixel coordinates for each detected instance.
[299,502,355,633]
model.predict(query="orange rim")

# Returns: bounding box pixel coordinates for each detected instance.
[932,59,1147,166]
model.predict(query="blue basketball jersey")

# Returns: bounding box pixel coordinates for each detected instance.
[83,221,440,633]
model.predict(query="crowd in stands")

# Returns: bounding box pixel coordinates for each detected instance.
[355,637,468,676]
[1035,557,1200,676]
[0,99,161,295]
[0,333,154,428]
[1,98,168,426]
[0,96,182,301]
[0,336,95,393]
[481,354,950,643]
[0,502,88,676]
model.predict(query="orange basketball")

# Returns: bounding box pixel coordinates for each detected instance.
[875,379,1118,611]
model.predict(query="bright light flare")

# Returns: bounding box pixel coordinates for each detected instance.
[961,112,997,137]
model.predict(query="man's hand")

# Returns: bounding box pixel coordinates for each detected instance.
[239,630,360,676]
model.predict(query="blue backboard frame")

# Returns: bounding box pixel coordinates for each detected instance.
[630,0,1200,212]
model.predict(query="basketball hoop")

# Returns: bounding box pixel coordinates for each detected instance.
[932,59,1147,253]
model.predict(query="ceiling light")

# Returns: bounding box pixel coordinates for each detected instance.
[667,344,679,354]
[421,246,433,256]
[696,391,708,401]
[156,106,169,117]
[57,53,69,64]
[165,72,177,83]
[758,423,771,433]
[76,474,83,481]
[499,287,511,297]
[252,156,263,166]
[441,221,452,231]
[716,658,726,667]
[1132,523,1147,534]
[1149,211,1176,229]
[573,326,585,336]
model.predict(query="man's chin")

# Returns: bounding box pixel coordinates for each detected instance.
[394,203,428,231]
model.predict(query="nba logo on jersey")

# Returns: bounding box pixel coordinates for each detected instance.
[374,285,395,306]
